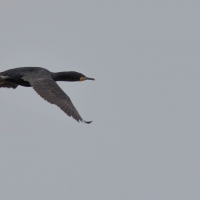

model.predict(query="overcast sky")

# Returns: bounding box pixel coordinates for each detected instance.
[0,0,200,199]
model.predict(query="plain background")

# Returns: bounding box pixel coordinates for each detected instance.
[0,0,200,199]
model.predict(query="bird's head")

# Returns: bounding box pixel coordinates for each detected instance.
[66,71,95,82]
[52,71,95,82]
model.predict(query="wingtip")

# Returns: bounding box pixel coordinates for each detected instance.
[83,120,92,124]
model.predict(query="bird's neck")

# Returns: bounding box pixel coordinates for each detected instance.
[51,72,74,82]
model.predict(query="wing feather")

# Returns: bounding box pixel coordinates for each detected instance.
[22,73,91,124]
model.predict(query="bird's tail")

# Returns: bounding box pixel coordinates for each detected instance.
[0,74,18,89]
[0,75,5,85]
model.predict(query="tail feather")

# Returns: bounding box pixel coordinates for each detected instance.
[0,81,18,89]
[0,74,18,89]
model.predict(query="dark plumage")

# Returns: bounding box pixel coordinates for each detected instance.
[0,67,95,124]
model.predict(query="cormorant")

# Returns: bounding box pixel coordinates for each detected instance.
[0,67,95,124]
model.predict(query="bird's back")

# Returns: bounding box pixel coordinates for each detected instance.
[0,67,50,87]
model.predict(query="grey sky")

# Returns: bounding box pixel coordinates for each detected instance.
[0,0,200,199]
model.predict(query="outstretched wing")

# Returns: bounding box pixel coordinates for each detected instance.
[22,72,91,124]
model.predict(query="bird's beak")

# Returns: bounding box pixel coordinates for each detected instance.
[85,77,95,81]
[81,77,95,81]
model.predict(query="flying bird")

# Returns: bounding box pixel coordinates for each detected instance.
[0,67,95,124]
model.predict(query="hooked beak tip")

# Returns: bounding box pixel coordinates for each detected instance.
[86,77,95,81]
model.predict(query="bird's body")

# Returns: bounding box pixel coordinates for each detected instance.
[0,67,95,124]
[0,67,42,87]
